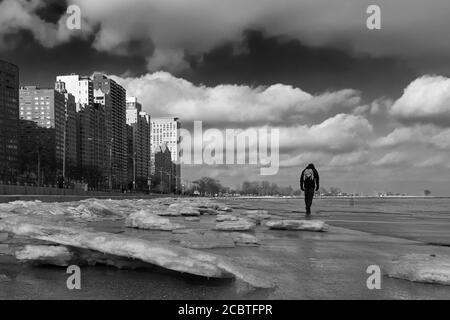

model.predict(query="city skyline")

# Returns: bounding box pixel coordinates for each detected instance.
[1,64,183,193]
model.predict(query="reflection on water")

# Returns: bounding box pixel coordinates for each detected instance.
[0,262,273,300]
[349,197,355,207]
[232,197,450,216]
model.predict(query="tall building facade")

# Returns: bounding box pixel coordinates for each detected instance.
[0,60,19,182]
[151,117,180,192]
[18,119,56,185]
[56,74,107,187]
[56,74,93,109]
[126,97,151,190]
[55,81,78,179]
[19,86,66,170]
[93,73,127,188]
[126,123,134,189]
[77,103,107,187]
[154,143,177,193]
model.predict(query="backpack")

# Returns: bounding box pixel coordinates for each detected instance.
[304,168,314,182]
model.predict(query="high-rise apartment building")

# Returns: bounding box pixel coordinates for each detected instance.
[19,86,66,169]
[18,119,56,186]
[0,60,19,181]
[56,74,107,187]
[126,123,134,189]
[56,74,93,110]
[126,97,151,190]
[76,103,107,187]
[151,117,180,192]
[93,73,127,188]
[154,143,177,193]
[55,81,78,178]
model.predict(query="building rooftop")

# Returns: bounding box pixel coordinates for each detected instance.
[0,59,18,69]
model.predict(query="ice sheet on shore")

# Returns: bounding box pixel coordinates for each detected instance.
[264,219,328,232]
[0,199,125,221]
[0,198,227,221]
[214,219,256,231]
[388,254,450,285]
[0,216,273,288]
[227,233,260,246]
[243,210,272,225]
[0,274,11,282]
[185,217,200,222]
[178,207,201,216]
[217,205,233,212]
[16,245,73,266]
[216,214,239,222]
[125,210,184,231]
[198,208,220,215]
[173,232,236,249]
[173,230,259,248]
[15,245,156,269]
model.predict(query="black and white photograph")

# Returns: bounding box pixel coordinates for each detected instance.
[1,0,450,305]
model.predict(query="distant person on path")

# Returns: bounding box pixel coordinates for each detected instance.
[300,163,320,216]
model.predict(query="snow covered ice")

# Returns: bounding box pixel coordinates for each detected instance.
[0,197,278,289]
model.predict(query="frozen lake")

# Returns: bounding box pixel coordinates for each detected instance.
[1,197,450,299]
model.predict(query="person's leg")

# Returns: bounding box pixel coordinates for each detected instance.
[304,191,309,214]
[305,188,314,215]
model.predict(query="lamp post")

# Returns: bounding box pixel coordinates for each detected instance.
[160,169,164,193]
[37,147,41,187]
[108,138,113,190]
[174,175,179,194]
[167,170,171,194]
[62,110,68,187]
[147,160,152,193]
[133,151,136,191]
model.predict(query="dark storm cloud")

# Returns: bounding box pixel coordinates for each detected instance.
[2,0,450,82]
[34,0,68,24]
[182,30,417,100]
[0,0,438,99]
[3,24,417,102]
[0,31,148,86]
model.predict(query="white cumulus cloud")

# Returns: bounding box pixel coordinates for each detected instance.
[111,71,363,127]
[390,76,450,126]
[372,151,410,167]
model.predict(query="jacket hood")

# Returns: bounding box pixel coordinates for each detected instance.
[306,163,315,170]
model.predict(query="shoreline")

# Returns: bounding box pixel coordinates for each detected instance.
[216,195,450,200]
[1,194,448,204]
[0,194,176,203]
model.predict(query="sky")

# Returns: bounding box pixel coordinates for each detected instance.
[1,0,450,195]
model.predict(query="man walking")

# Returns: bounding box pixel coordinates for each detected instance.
[300,163,320,216]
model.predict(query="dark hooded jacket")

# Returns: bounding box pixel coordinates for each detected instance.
[300,164,319,191]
